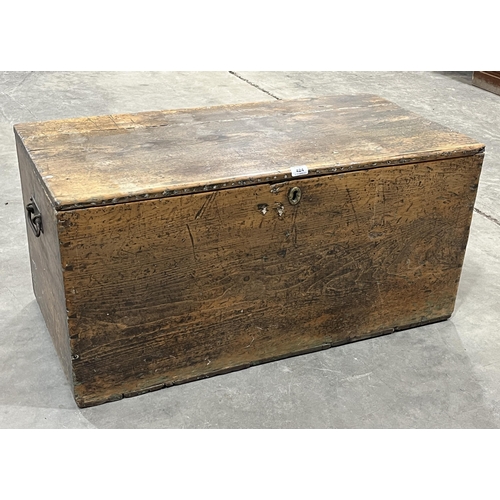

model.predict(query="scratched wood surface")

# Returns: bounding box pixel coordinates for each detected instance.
[14,95,484,211]
[55,155,483,407]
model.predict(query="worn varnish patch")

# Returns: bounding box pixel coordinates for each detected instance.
[15,95,485,407]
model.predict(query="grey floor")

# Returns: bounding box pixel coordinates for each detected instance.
[1,71,499,428]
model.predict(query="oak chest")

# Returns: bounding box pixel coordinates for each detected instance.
[14,95,485,407]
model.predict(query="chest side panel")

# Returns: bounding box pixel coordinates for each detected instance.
[15,133,73,385]
[58,154,482,407]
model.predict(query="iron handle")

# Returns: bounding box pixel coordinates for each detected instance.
[26,197,43,237]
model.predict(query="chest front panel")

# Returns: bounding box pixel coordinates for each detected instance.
[57,155,482,407]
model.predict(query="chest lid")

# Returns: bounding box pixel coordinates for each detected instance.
[14,94,484,211]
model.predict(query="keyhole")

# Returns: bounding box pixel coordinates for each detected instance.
[288,186,302,205]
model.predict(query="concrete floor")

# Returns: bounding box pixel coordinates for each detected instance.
[1,71,499,428]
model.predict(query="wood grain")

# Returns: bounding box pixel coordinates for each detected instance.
[56,155,483,407]
[14,95,484,211]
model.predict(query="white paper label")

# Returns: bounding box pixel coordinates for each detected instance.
[290,165,308,177]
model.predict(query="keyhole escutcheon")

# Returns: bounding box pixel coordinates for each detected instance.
[288,186,302,206]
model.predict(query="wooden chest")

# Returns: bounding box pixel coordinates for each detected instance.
[14,95,485,408]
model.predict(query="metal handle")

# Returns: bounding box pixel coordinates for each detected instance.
[26,198,43,237]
